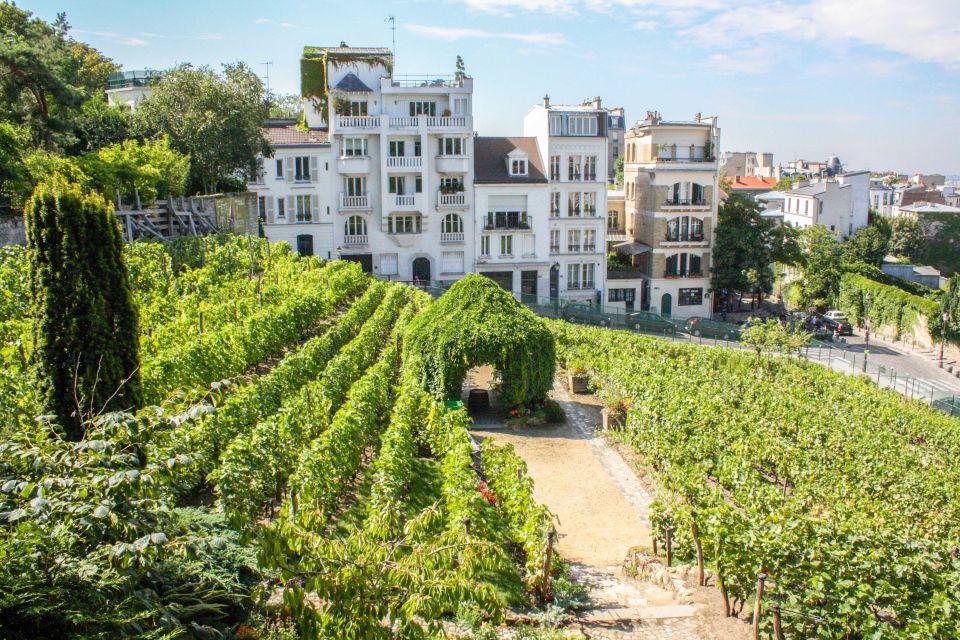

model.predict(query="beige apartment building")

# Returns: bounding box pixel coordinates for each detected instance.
[609,111,720,319]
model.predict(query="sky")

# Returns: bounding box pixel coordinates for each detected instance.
[22,0,960,174]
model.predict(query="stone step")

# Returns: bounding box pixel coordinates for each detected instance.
[579,604,696,623]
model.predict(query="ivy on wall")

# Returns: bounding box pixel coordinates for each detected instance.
[403,274,555,407]
[837,272,941,340]
[299,48,395,124]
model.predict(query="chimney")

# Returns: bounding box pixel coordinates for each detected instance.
[543,94,550,108]
[593,95,602,109]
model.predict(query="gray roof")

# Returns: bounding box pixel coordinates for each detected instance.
[913,265,942,276]
[473,137,548,184]
[789,183,829,196]
[333,72,373,93]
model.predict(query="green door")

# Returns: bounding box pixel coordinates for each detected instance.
[661,293,672,317]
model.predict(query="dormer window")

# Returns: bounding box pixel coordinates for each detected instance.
[511,159,528,176]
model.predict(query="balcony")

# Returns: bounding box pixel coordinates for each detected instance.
[334,115,381,130]
[339,193,371,210]
[665,234,705,243]
[427,116,468,129]
[386,156,422,170]
[438,191,467,208]
[583,244,597,253]
[337,155,371,174]
[663,199,710,210]
[440,232,465,243]
[392,193,423,210]
[435,155,470,174]
[343,234,368,246]
[389,116,419,128]
[567,245,581,253]
[484,222,530,231]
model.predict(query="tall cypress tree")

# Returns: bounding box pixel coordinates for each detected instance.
[25,176,141,440]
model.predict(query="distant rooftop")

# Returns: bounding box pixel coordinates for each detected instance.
[473,137,547,184]
[107,69,162,90]
[901,202,960,214]
[725,176,778,191]
[303,45,393,58]
[261,120,329,146]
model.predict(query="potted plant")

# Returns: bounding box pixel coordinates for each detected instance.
[567,359,589,394]
[442,108,452,117]
[601,395,629,431]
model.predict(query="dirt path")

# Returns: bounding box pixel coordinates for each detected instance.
[471,374,750,640]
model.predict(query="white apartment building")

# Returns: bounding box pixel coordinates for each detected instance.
[302,45,474,283]
[473,137,551,299]
[781,170,870,238]
[720,151,776,178]
[523,97,608,302]
[248,121,335,258]
[870,178,895,216]
[616,112,720,319]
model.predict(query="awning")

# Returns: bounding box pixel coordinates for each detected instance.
[614,241,653,256]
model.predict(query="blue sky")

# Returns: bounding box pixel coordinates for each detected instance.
[22,0,960,174]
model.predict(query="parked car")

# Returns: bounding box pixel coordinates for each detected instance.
[820,315,853,336]
[685,317,742,340]
[561,304,676,334]
[824,310,850,324]
[804,313,853,337]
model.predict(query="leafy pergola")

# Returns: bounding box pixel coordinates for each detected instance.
[404,274,555,407]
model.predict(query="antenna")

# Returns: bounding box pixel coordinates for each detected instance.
[385,15,396,60]
[262,61,273,98]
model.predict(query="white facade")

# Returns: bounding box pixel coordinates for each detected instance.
[781,171,869,238]
[524,101,608,303]
[303,47,475,283]
[721,151,776,178]
[247,124,335,259]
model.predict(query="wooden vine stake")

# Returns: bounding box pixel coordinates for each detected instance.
[665,526,673,568]
[198,310,204,334]
[539,528,556,604]
[772,604,784,640]
[691,518,705,586]
[752,573,766,640]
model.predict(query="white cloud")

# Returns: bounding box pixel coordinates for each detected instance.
[119,37,148,47]
[254,18,297,29]
[404,23,567,46]
[632,20,656,30]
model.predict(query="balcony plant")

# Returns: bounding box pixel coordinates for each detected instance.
[333,96,351,116]
[442,108,452,117]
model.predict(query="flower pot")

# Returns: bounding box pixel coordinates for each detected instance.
[602,407,626,431]
[568,372,589,394]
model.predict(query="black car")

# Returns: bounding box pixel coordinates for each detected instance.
[684,317,742,340]
[804,313,853,337]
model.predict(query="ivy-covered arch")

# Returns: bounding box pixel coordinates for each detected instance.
[404,274,555,407]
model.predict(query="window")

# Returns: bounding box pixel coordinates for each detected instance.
[345,215,367,237]
[388,140,405,157]
[344,177,365,196]
[442,213,463,233]
[667,216,705,241]
[343,138,368,156]
[409,101,437,116]
[609,288,636,303]
[666,253,702,276]
[550,229,560,253]
[481,235,490,256]
[679,288,703,306]
[584,156,597,181]
[550,155,560,181]
[276,197,286,219]
[608,211,620,230]
[380,253,398,275]
[439,137,465,155]
[583,192,596,216]
[276,159,283,178]
[441,251,464,274]
[550,192,560,216]
[295,195,313,223]
[567,263,581,289]
[819,201,824,215]
[522,233,535,256]
[568,155,582,181]
[347,101,368,116]
[294,156,311,182]
[414,140,422,157]
[583,263,595,288]
[388,176,406,195]
[567,229,581,252]
[500,235,513,256]
[485,211,528,230]
[453,97,468,115]
[692,183,705,204]
[440,177,464,192]
[549,115,561,136]
[296,234,314,256]
[415,175,423,193]
[567,192,581,217]
[511,159,528,176]
[568,115,598,136]
[258,196,266,222]
[583,229,596,252]
[388,214,421,234]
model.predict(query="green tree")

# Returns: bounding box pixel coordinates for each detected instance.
[614,155,624,186]
[134,63,270,193]
[68,98,133,154]
[798,225,843,308]
[268,92,303,119]
[25,176,141,440]
[842,225,888,266]
[0,122,31,202]
[80,136,189,205]
[773,175,803,191]
[889,217,925,261]
[941,275,960,344]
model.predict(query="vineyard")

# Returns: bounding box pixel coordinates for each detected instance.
[554,321,960,639]
[3,235,960,638]
[0,237,560,639]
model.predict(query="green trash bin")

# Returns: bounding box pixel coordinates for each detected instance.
[444,400,464,412]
